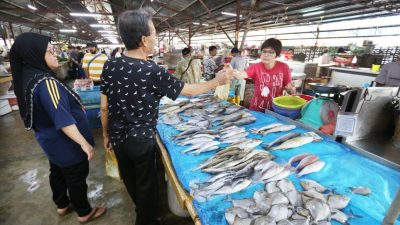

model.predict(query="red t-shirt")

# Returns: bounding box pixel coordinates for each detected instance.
[245,61,292,112]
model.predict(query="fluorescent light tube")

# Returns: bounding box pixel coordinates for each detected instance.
[60,29,77,33]
[70,12,102,17]
[56,18,63,23]
[98,30,116,33]
[90,24,112,28]
[221,12,242,17]
[303,11,324,17]
[27,4,37,10]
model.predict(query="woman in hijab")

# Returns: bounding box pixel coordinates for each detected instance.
[10,32,106,223]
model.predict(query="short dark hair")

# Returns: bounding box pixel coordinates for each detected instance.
[118,10,152,50]
[261,38,282,57]
[77,46,81,50]
[182,47,191,55]
[209,46,217,53]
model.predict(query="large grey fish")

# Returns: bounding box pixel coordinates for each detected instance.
[161,112,181,125]
[174,127,202,139]
[263,132,301,149]
[221,127,246,139]
[222,132,250,143]
[327,194,350,209]
[266,168,291,182]
[191,145,219,155]
[269,192,289,205]
[225,207,249,225]
[270,136,314,151]
[261,125,296,136]
[225,105,244,114]
[297,161,325,177]
[267,204,289,222]
[250,123,283,134]
[265,181,280,194]
[252,216,276,225]
[303,189,326,202]
[183,141,220,154]
[221,116,257,129]
[331,208,351,224]
[300,179,328,193]
[219,113,245,125]
[259,165,285,181]
[277,179,296,193]
[305,198,331,222]
[286,190,303,207]
[350,186,371,196]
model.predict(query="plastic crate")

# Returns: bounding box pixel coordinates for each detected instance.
[85,107,101,129]
[77,86,101,106]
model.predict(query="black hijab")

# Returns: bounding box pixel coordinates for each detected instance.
[10,32,81,129]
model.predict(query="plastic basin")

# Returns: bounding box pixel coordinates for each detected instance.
[272,96,307,119]
[291,94,314,102]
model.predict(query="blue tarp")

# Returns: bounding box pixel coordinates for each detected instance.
[156,106,400,225]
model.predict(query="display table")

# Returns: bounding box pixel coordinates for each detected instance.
[329,67,379,87]
[156,100,400,225]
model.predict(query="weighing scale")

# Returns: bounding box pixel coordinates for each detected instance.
[298,83,348,129]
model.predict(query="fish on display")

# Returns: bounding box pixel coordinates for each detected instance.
[263,132,301,149]
[270,136,314,151]
[297,160,326,177]
[260,125,297,136]
[350,186,371,196]
[250,123,283,134]
[300,179,328,193]
[161,112,181,125]
[294,155,320,171]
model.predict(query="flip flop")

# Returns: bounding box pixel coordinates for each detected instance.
[78,207,107,224]
[57,204,72,217]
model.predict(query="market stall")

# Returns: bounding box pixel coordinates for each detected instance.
[156,95,400,225]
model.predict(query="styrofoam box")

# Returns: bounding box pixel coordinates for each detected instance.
[0,100,12,116]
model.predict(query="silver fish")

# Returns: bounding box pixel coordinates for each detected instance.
[261,125,296,136]
[350,186,371,196]
[286,190,303,207]
[270,136,314,151]
[327,194,350,209]
[269,192,289,205]
[174,127,202,139]
[264,132,301,149]
[161,112,181,125]
[277,179,296,193]
[305,199,331,222]
[253,216,276,225]
[265,181,280,194]
[251,123,283,134]
[286,153,312,168]
[267,168,291,182]
[303,190,326,202]
[300,179,327,193]
[297,161,325,177]
[295,155,320,171]
[225,207,249,225]
[331,208,350,224]
[259,165,285,181]
[267,204,289,222]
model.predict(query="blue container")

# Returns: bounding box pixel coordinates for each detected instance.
[271,103,302,119]
[77,86,101,106]
[85,107,101,129]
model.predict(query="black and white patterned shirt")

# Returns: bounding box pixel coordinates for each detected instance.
[100,55,184,146]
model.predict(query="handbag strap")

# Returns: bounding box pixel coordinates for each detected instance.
[87,53,102,68]
[181,57,193,76]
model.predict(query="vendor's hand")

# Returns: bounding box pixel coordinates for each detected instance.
[285,83,296,94]
[215,67,234,85]
[81,142,95,160]
[103,136,113,153]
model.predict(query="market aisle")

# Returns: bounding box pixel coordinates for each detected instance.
[0,111,193,225]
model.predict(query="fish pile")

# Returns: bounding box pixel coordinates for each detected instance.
[190,148,280,201]
[251,123,296,136]
[225,178,354,225]
[286,153,325,177]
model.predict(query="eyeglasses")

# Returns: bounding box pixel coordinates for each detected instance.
[261,50,276,56]
[46,49,56,56]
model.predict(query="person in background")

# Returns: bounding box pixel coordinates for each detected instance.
[203,45,219,81]
[82,42,108,83]
[76,46,86,78]
[233,38,296,112]
[60,49,68,60]
[375,57,400,87]
[10,33,106,224]
[111,47,122,58]
[100,9,233,225]
[230,47,248,100]
[69,46,79,79]
[173,47,202,84]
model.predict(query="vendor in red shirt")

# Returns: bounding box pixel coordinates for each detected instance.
[234,38,295,112]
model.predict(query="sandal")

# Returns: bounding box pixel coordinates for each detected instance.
[78,207,107,224]
[57,204,72,217]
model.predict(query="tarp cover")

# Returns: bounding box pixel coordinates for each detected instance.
[156,100,400,225]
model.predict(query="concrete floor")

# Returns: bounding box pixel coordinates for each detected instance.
[0,111,193,225]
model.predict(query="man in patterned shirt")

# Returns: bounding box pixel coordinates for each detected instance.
[203,45,220,81]
[100,9,233,225]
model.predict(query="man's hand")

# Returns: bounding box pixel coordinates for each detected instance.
[81,142,95,160]
[103,135,113,153]
[285,82,296,94]
[215,64,234,85]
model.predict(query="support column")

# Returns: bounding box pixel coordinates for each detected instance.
[234,0,241,47]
